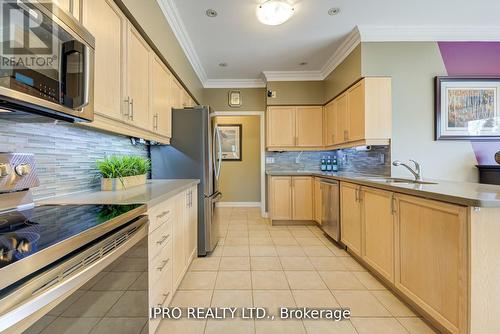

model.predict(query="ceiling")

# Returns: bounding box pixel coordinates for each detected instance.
[160,0,500,87]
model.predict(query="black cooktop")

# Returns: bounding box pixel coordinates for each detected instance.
[0,204,142,269]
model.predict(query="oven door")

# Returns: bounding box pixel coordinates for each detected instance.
[0,0,94,122]
[0,216,149,334]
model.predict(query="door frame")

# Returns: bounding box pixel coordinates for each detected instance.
[212,111,267,217]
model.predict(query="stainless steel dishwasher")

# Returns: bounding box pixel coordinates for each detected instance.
[320,179,340,242]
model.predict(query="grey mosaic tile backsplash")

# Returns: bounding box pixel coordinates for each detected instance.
[0,119,149,200]
[266,146,391,176]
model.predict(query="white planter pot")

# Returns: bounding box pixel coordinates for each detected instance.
[101,174,147,191]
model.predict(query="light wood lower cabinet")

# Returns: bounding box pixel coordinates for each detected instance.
[340,182,362,256]
[147,185,197,334]
[394,194,467,334]
[361,187,395,283]
[314,177,322,223]
[269,176,313,222]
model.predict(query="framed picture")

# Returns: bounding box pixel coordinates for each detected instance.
[435,76,500,140]
[218,124,242,161]
[228,90,242,107]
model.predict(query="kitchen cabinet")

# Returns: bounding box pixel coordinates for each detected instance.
[82,0,126,122]
[292,177,314,220]
[296,106,323,147]
[335,93,348,145]
[340,182,362,256]
[361,187,395,282]
[126,25,151,131]
[151,55,172,137]
[185,187,197,264]
[266,106,323,150]
[54,0,80,21]
[314,177,322,223]
[269,176,314,222]
[266,107,296,148]
[394,194,467,334]
[324,100,336,146]
[170,78,184,109]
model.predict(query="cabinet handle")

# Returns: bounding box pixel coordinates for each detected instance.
[153,114,158,130]
[157,258,170,271]
[157,210,170,219]
[130,98,134,120]
[344,130,348,141]
[124,97,131,117]
[156,234,170,245]
[391,195,396,214]
[358,188,363,202]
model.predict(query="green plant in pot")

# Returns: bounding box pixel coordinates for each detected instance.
[96,155,151,191]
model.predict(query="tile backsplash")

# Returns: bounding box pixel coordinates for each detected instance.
[266,146,391,176]
[0,120,149,200]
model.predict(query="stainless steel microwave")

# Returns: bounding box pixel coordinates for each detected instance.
[0,0,95,122]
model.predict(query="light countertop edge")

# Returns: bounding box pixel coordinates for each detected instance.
[38,179,200,209]
[266,171,500,208]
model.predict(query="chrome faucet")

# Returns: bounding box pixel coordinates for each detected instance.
[392,159,423,181]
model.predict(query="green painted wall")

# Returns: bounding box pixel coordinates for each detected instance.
[266,81,324,105]
[324,44,362,102]
[121,0,204,102]
[361,42,478,182]
[203,88,266,112]
[215,116,261,202]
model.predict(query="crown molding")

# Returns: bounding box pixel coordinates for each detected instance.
[357,25,500,42]
[262,70,323,82]
[204,79,267,89]
[156,0,208,84]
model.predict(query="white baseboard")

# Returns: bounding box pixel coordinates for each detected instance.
[216,202,261,207]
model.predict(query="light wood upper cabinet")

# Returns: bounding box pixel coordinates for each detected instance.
[335,94,348,145]
[292,177,313,220]
[314,177,322,223]
[267,107,296,148]
[170,78,184,110]
[347,81,365,142]
[82,0,125,121]
[54,0,80,21]
[296,106,323,147]
[361,187,395,282]
[324,101,336,146]
[394,194,468,334]
[151,55,172,138]
[340,182,362,256]
[269,176,292,220]
[127,26,151,130]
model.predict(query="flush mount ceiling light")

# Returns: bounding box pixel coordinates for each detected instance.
[206,9,218,17]
[328,7,340,16]
[218,62,228,67]
[256,0,295,26]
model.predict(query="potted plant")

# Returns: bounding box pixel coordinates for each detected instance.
[96,155,151,191]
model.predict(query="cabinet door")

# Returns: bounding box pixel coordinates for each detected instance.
[151,56,172,138]
[296,106,323,147]
[82,0,125,121]
[362,187,395,282]
[292,177,313,220]
[395,195,467,334]
[324,101,337,146]
[270,177,292,220]
[347,81,365,142]
[170,78,183,109]
[185,188,197,263]
[314,178,322,223]
[172,192,186,289]
[340,182,362,256]
[267,107,296,148]
[189,187,198,259]
[127,26,151,130]
[335,94,348,144]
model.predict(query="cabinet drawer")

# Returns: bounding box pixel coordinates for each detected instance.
[150,241,172,287]
[148,201,174,232]
[149,260,173,334]
[149,218,172,260]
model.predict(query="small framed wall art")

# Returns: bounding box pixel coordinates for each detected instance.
[218,124,242,161]
[228,90,242,107]
[435,76,500,140]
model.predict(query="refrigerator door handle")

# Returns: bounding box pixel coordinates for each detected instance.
[212,125,218,179]
[216,126,222,179]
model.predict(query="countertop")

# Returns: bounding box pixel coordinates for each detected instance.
[38,179,200,208]
[267,171,500,208]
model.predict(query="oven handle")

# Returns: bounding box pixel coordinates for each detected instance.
[0,216,148,333]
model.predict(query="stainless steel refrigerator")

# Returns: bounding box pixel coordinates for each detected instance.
[151,106,222,256]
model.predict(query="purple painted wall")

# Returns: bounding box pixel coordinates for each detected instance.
[438,42,500,165]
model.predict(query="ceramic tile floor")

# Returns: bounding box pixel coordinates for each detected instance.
[157,207,438,334]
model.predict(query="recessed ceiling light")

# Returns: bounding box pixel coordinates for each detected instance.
[256,0,294,26]
[299,62,308,66]
[206,9,218,17]
[328,7,340,16]
[219,62,228,67]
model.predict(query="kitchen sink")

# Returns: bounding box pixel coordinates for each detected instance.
[364,177,438,185]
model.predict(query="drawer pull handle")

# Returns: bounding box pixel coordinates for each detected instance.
[157,258,170,271]
[157,210,171,219]
[156,234,170,245]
